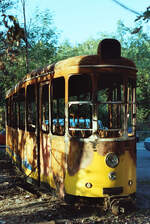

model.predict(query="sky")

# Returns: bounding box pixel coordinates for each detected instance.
[13,0,149,45]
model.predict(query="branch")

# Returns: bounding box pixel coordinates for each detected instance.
[111,0,141,16]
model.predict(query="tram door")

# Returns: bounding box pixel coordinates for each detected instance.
[39,82,51,183]
[50,77,66,189]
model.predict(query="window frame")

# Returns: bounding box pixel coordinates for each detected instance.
[26,84,36,132]
[96,73,136,138]
[40,81,50,134]
[68,74,93,138]
[51,77,65,136]
[18,88,26,130]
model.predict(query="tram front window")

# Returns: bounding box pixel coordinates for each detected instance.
[68,74,92,138]
[97,74,124,138]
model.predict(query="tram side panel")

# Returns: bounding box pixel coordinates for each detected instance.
[6,126,18,162]
[22,131,38,179]
[40,132,51,185]
[50,135,66,191]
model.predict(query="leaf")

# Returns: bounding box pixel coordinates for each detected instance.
[8,15,18,23]
[131,26,142,34]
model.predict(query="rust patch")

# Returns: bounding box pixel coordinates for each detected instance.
[79,142,94,169]
[67,138,84,176]
[52,171,65,199]
[51,150,66,198]
[67,138,93,176]
[96,139,136,163]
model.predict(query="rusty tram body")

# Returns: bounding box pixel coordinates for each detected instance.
[6,39,137,213]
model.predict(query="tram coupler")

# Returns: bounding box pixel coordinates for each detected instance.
[105,196,136,215]
[110,198,125,215]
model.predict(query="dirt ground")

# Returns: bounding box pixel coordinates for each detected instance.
[0,154,150,224]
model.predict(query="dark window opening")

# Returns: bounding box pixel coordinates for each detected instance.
[27,85,36,132]
[41,84,49,133]
[12,94,18,129]
[51,77,65,136]
[6,98,11,127]
[69,74,92,138]
[97,74,124,138]
[69,74,92,101]
[127,79,136,137]
[18,88,25,130]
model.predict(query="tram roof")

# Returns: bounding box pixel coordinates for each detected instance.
[25,54,136,79]
[6,53,137,98]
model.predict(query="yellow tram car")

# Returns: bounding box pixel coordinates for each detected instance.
[6,39,137,214]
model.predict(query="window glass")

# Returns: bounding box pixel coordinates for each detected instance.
[41,84,49,133]
[51,77,65,136]
[69,74,92,138]
[27,85,36,132]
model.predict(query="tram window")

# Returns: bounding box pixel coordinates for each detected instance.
[69,74,92,101]
[12,94,18,129]
[51,77,65,136]
[27,84,36,132]
[10,97,13,127]
[97,105,123,132]
[6,98,11,127]
[127,80,136,136]
[41,84,49,133]
[18,88,25,130]
[97,75,124,138]
[97,76,123,102]
[69,74,92,138]
[69,104,92,138]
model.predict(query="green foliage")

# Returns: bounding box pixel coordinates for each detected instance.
[0,0,19,106]
[135,6,150,23]
[56,40,78,61]
[131,6,150,34]
[28,9,59,70]
[116,22,150,122]
[0,6,59,108]
[56,38,99,61]
[0,0,15,14]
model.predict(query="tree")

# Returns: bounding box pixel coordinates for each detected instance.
[136,6,150,23]
[0,14,26,104]
[0,0,15,14]
[56,38,100,62]
[0,0,20,128]
[116,22,150,123]
[110,0,150,34]
[0,1,21,105]
[132,6,150,34]
[27,9,59,71]
[0,6,59,109]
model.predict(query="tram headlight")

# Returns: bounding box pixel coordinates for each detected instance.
[85,182,92,188]
[105,153,119,168]
[109,172,116,180]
